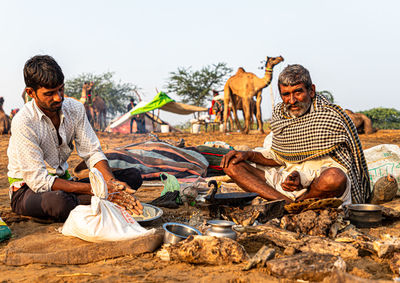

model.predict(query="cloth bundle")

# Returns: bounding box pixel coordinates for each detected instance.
[74,141,209,181]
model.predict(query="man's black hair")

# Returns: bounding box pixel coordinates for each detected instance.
[23,55,64,91]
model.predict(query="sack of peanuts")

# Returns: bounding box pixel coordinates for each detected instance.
[364,144,400,192]
[61,168,154,242]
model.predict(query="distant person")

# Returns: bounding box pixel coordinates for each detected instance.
[209,90,218,116]
[127,98,137,134]
[7,55,143,222]
[221,64,371,205]
[136,113,146,133]
[211,89,233,130]
[211,90,224,123]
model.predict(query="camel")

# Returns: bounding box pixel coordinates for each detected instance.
[79,82,107,131]
[80,82,89,104]
[344,109,377,134]
[0,97,11,134]
[223,56,284,134]
[213,95,256,131]
[92,95,107,131]
[86,82,107,131]
[236,98,257,129]
[79,82,96,128]
[84,104,95,128]
[79,82,106,130]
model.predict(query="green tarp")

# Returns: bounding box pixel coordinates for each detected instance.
[130,92,174,116]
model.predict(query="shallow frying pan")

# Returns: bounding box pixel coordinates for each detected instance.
[205,180,258,206]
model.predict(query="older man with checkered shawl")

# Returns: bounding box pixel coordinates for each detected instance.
[221,64,370,204]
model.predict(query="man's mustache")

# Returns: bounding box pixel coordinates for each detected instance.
[289,103,300,109]
[286,101,307,110]
[51,98,64,106]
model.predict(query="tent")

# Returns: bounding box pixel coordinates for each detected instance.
[107,92,208,133]
[107,111,168,134]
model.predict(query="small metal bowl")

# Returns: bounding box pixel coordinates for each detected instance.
[163,222,202,244]
[347,204,383,228]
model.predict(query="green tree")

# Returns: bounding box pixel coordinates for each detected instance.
[64,72,140,117]
[165,63,232,108]
[317,90,334,103]
[361,108,400,129]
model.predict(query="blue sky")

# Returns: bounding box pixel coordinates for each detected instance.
[1,0,399,125]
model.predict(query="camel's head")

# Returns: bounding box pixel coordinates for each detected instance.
[82,82,90,90]
[265,56,284,68]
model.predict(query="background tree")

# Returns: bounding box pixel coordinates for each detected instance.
[317,90,334,103]
[361,108,400,129]
[65,72,140,117]
[165,63,232,109]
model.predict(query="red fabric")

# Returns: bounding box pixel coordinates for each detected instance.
[209,165,223,171]
[199,151,224,157]
[209,100,216,115]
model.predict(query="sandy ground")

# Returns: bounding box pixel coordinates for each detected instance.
[1,129,400,282]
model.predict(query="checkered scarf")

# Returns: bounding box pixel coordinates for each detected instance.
[270,94,370,204]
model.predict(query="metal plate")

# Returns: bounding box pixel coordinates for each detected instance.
[205,192,258,206]
[132,203,163,225]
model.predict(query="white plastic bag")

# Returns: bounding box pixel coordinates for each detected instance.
[364,144,400,192]
[61,168,154,242]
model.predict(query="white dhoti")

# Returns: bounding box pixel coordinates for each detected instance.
[252,133,352,205]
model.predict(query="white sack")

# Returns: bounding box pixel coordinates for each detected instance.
[364,144,400,192]
[61,168,154,242]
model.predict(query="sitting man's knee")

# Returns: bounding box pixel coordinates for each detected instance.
[223,165,234,177]
[322,167,347,186]
[312,167,347,198]
[43,191,78,222]
[113,168,143,191]
[222,162,242,177]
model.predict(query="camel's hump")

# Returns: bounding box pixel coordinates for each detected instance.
[236,67,246,74]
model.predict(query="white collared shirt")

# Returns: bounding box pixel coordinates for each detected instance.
[7,97,107,193]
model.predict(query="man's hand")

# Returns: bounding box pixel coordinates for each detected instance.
[281,171,303,192]
[220,151,252,168]
[107,178,135,194]
[106,178,143,215]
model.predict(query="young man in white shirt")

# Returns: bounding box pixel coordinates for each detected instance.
[7,55,143,222]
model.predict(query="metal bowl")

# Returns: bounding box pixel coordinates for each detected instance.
[347,204,383,228]
[163,222,202,244]
[132,203,163,226]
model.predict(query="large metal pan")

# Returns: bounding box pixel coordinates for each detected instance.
[205,192,258,206]
[205,180,258,206]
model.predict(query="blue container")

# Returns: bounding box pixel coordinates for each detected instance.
[0,217,11,242]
